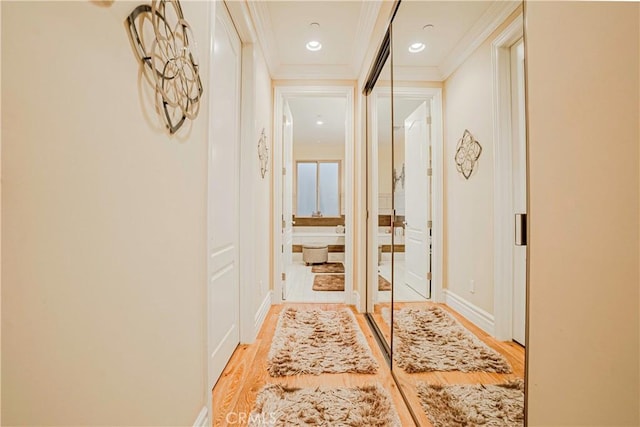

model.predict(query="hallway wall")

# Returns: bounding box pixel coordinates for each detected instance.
[241,43,272,335]
[442,8,521,317]
[2,2,210,424]
[525,2,639,425]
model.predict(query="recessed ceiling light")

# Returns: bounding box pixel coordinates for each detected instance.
[306,40,322,51]
[306,22,322,51]
[409,42,426,53]
[316,119,324,125]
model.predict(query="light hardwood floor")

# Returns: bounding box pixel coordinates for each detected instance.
[212,303,416,426]
[387,302,525,426]
[212,302,525,426]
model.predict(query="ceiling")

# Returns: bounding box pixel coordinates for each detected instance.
[248,1,381,80]
[254,2,520,150]
[288,97,347,145]
[248,1,519,81]
[392,1,519,80]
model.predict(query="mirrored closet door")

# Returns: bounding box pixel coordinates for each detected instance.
[365,2,528,425]
[365,35,394,355]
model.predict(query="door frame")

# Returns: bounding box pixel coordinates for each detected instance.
[366,86,444,306]
[206,1,263,423]
[492,14,524,341]
[273,85,355,305]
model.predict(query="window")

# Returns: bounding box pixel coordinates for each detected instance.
[296,161,341,217]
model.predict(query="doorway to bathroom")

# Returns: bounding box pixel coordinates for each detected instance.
[273,86,355,304]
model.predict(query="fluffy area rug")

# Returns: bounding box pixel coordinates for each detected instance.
[378,275,391,291]
[312,274,345,291]
[392,306,512,373]
[249,384,401,427]
[267,308,378,376]
[311,262,345,273]
[417,380,525,427]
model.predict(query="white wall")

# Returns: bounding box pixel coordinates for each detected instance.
[2,2,209,424]
[525,2,639,425]
[249,45,273,324]
[443,9,521,315]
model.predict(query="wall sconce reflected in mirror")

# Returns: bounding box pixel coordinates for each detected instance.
[393,163,405,190]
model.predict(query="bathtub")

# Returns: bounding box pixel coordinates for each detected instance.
[293,226,345,245]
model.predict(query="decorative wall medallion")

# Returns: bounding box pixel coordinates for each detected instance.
[393,163,405,190]
[258,128,269,179]
[126,0,203,134]
[454,129,482,180]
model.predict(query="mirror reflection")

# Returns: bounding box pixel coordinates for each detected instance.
[368,57,393,349]
[366,1,527,425]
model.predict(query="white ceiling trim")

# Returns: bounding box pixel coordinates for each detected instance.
[349,1,383,77]
[438,1,520,80]
[272,64,357,81]
[247,0,280,76]
[394,66,443,82]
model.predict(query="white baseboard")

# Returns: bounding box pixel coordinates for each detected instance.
[193,407,208,427]
[444,290,495,336]
[352,291,361,311]
[254,290,272,336]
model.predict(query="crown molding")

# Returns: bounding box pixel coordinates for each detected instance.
[272,64,356,81]
[350,0,383,77]
[246,0,280,76]
[439,1,520,80]
[393,66,443,82]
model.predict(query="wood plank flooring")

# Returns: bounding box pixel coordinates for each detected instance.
[212,302,525,426]
[212,303,416,426]
[385,302,525,426]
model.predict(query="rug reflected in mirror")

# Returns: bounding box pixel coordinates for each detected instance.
[378,275,391,291]
[267,308,378,376]
[392,306,512,373]
[250,384,401,427]
[417,380,524,427]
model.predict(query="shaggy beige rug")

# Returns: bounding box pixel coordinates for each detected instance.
[393,306,512,373]
[417,380,524,427]
[312,274,345,291]
[311,262,345,273]
[249,384,401,427]
[378,275,391,291]
[267,308,378,376]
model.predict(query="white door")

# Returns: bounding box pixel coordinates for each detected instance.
[511,38,527,345]
[281,102,294,300]
[404,102,431,298]
[208,3,241,389]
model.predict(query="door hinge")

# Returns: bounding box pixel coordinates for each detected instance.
[282,216,286,228]
[283,167,286,175]
[427,272,432,280]
[427,220,433,228]
[281,272,286,281]
[426,116,432,125]
[281,245,284,253]
[427,168,433,177]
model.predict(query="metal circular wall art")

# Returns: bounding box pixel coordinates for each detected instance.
[126,0,203,134]
[454,129,482,180]
[258,128,269,179]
